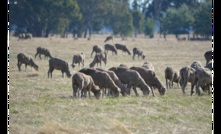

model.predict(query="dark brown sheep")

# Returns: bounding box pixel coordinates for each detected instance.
[115,43,131,55]
[142,62,155,72]
[130,66,166,96]
[79,68,121,97]
[190,61,202,70]
[204,61,212,71]
[132,47,145,60]
[35,47,52,59]
[194,67,212,96]
[72,72,102,99]
[91,45,103,57]
[109,67,150,96]
[104,44,118,55]
[95,67,129,96]
[119,64,129,68]
[204,50,212,65]
[104,36,113,42]
[165,67,180,89]
[71,52,85,68]
[179,66,196,95]
[48,57,71,78]
[17,53,39,71]
[89,52,107,68]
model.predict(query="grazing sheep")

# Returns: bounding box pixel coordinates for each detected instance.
[130,66,166,96]
[89,52,107,68]
[104,44,118,55]
[71,52,85,68]
[204,50,212,65]
[204,61,212,71]
[115,43,131,55]
[190,61,202,70]
[194,67,212,96]
[18,33,32,41]
[91,45,103,57]
[109,67,150,96]
[72,72,102,99]
[165,67,181,89]
[95,67,129,96]
[179,66,196,95]
[48,57,71,78]
[142,62,155,72]
[17,53,39,71]
[132,47,145,60]
[104,35,113,42]
[79,68,121,97]
[119,64,129,68]
[35,47,52,59]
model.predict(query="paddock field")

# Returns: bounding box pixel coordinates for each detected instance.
[9,34,212,134]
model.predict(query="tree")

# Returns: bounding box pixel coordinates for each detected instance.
[144,18,155,38]
[10,0,81,37]
[193,1,211,39]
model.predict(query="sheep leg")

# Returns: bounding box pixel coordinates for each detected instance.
[34,53,38,59]
[190,83,195,96]
[61,71,64,78]
[17,62,21,71]
[150,87,155,97]
[196,80,203,96]
[181,80,187,94]
[25,64,28,71]
[48,68,54,78]
[166,78,169,89]
[132,86,139,97]
[39,54,42,59]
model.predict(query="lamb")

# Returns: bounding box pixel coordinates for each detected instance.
[164,67,181,89]
[48,57,71,78]
[130,66,166,96]
[104,44,118,55]
[132,47,145,60]
[119,64,129,68]
[205,61,212,71]
[72,72,102,99]
[17,53,39,71]
[194,67,212,96]
[109,67,150,96]
[104,35,113,42]
[71,52,85,68]
[79,68,121,97]
[91,45,103,57]
[142,62,155,72]
[95,67,129,96]
[179,66,196,95]
[89,52,107,68]
[35,47,52,59]
[204,50,212,65]
[115,43,131,55]
[190,61,202,70]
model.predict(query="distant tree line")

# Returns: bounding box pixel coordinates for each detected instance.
[10,0,211,39]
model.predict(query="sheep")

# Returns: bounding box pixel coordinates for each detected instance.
[79,68,121,97]
[109,67,150,96]
[18,33,32,41]
[71,52,85,68]
[89,52,107,68]
[190,61,202,70]
[205,61,212,71]
[104,44,118,55]
[91,45,103,57]
[132,47,145,60]
[17,53,39,71]
[194,67,212,96]
[95,67,129,96]
[204,50,212,65]
[115,43,131,55]
[119,64,129,68]
[48,57,71,78]
[35,47,52,60]
[142,62,155,72]
[179,66,196,95]
[72,72,102,99]
[104,35,113,42]
[165,67,181,89]
[130,66,166,96]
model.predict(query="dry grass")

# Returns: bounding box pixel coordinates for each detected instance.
[9,34,211,134]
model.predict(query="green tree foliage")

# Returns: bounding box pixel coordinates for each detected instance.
[159,4,194,37]
[10,0,81,37]
[193,1,211,38]
[143,18,155,37]
[110,1,134,37]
